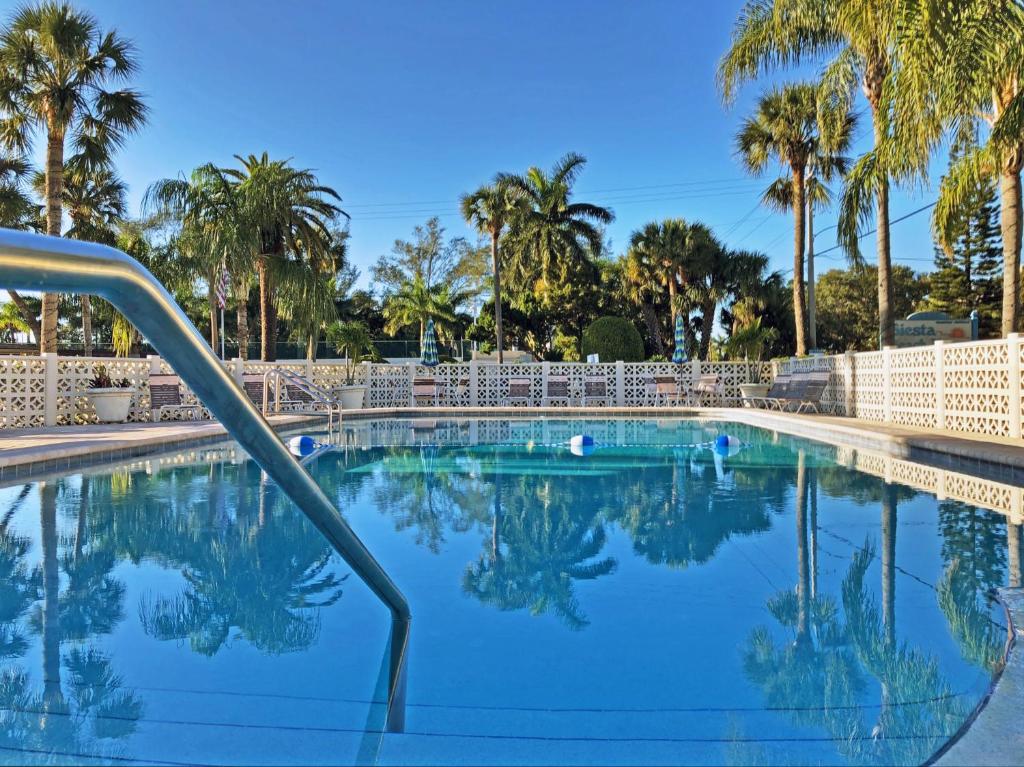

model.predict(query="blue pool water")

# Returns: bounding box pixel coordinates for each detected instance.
[0,417,1013,766]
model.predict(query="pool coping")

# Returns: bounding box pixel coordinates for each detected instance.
[931,588,1023,766]
[0,414,324,483]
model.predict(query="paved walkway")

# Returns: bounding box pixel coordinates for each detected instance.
[0,415,320,478]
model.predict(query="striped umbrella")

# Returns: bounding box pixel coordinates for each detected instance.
[421,317,439,367]
[672,314,688,364]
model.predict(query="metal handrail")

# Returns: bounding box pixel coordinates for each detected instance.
[263,367,342,431]
[0,229,410,628]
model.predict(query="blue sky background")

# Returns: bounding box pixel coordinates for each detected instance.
[27,0,940,291]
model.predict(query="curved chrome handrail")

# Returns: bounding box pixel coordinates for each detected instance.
[0,229,410,622]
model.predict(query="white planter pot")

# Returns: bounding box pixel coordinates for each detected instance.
[87,388,134,423]
[738,383,770,407]
[338,385,366,410]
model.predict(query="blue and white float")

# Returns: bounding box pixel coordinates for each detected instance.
[288,434,319,457]
[568,434,596,457]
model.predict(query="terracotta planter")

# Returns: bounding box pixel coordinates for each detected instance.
[87,388,134,423]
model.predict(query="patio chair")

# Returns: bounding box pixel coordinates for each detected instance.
[412,377,443,407]
[582,375,610,407]
[149,374,204,422]
[691,374,725,405]
[743,374,790,409]
[787,372,830,413]
[654,375,682,406]
[763,374,810,411]
[641,375,658,406]
[444,377,470,406]
[504,377,533,407]
[542,375,571,406]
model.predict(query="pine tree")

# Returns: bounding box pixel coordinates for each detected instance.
[929,139,1003,337]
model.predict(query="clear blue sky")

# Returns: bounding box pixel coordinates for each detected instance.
[42,0,939,290]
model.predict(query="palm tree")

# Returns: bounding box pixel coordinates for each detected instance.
[461,181,522,364]
[0,1,146,353]
[625,219,690,339]
[899,1,1024,336]
[719,0,903,347]
[499,152,614,302]
[216,153,345,361]
[382,274,461,346]
[736,84,852,354]
[34,163,126,354]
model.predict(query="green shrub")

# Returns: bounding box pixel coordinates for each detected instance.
[581,317,644,362]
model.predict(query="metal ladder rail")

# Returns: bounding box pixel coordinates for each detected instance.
[263,367,342,430]
[0,230,410,728]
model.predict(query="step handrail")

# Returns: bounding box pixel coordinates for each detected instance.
[0,229,410,623]
[263,367,342,430]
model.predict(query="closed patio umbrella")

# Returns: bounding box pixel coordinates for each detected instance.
[672,314,687,364]
[421,317,439,367]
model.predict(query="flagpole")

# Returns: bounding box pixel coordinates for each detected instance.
[220,306,225,360]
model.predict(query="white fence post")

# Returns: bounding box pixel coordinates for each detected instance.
[691,358,701,389]
[1008,334,1021,438]
[231,358,244,385]
[615,361,625,406]
[934,341,946,431]
[469,360,479,406]
[147,354,162,376]
[843,351,855,417]
[407,361,416,407]
[43,352,58,427]
[882,346,893,423]
[304,357,314,384]
[541,361,550,404]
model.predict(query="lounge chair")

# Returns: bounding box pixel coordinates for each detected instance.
[445,377,470,406]
[542,375,571,406]
[242,374,265,409]
[743,374,790,409]
[412,377,443,407]
[582,375,610,407]
[786,372,830,413]
[504,377,533,407]
[149,374,204,422]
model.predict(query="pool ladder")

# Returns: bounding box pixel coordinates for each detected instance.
[0,228,409,734]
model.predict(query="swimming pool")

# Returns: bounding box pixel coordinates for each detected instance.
[0,417,1013,765]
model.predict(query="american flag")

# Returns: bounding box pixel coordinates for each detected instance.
[215,262,229,310]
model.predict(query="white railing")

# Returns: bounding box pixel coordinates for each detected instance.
[3,335,1024,442]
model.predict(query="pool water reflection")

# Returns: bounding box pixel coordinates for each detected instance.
[0,418,1015,765]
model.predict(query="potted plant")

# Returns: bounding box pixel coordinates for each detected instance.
[327,321,376,409]
[86,365,135,423]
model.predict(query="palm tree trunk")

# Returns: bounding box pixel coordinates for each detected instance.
[208,284,219,352]
[41,130,65,354]
[491,232,504,364]
[1008,523,1022,589]
[881,483,897,649]
[806,196,816,351]
[236,289,249,360]
[699,298,715,360]
[8,290,41,342]
[40,481,63,708]
[257,257,276,361]
[640,303,665,357]
[792,167,807,356]
[999,167,1022,336]
[795,451,811,650]
[81,296,92,356]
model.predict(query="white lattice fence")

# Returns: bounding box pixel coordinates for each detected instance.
[0,355,46,428]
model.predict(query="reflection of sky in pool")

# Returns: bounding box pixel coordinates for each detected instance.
[0,418,1011,765]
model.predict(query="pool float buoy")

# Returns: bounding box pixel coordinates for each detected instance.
[568,434,596,457]
[288,434,319,457]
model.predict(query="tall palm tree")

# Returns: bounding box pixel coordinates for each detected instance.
[719,0,903,347]
[499,152,614,302]
[0,1,146,353]
[216,154,345,361]
[736,84,852,354]
[461,181,522,363]
[895,1,1024,336]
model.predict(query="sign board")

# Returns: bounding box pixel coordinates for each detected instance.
[894,318,975,347]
